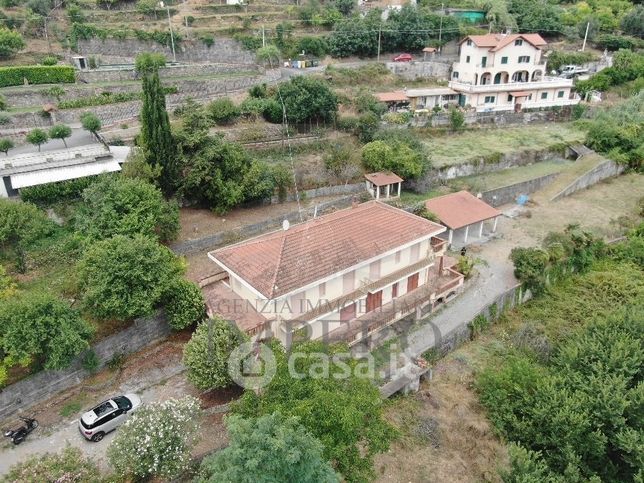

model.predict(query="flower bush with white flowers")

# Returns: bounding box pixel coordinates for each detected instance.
[107,396,201,480]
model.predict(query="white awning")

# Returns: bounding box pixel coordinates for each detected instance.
[10,159,121,189]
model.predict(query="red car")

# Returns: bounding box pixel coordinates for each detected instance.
[393,53,413,62]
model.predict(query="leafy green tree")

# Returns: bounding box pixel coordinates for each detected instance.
[361,138,426,179]
[164,278,206,330]
[0,198,54,272]
[333,0,354,15]
[179,134,273,214]
[183,318,248,390]
[355,111,380,143]
[198,413,339,483]
[0,138,14,156]
[48,124,72,148]
[0,27,25,59]
[621,6,644,38]
[138,53,176,195]
[135,0,158,18]
[256,44,281,68]
[508,0,563,35]
[75,176,179,242]
[0,265,16,299]
[273,76,338,124]
[4,447,101,483]
[0,292,94,370]
[80,112,101,140]
[297,36,329,57]
[26,128,48,151]
[234,341,395,482]
[78,234,183,320]
[208,97,241,125]
[510,247,551,294]
[108,396,200,480]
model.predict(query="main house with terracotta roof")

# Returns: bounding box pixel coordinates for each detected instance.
[206,201,464,346]
[449,33,580,112]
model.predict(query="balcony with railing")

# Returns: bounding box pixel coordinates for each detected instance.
[449,76,573,93]
[431,236,448,254]
[325,264,464,345]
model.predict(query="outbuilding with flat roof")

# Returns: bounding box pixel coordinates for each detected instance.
[425,190,501,247]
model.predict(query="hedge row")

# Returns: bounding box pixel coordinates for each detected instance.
[58,86,177,109]
[0,66,76,88]
[20,175,102,205]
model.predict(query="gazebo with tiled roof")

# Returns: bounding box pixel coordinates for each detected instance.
[364,172,404,199]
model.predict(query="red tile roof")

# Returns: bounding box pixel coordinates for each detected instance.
[425,191,501,230]
[365,171,404,186]
[210,201,445,299]
[461,33,547,51]
[375,91,410,103]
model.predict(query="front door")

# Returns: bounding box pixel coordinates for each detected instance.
[366,290,383,312]
[407,273,419,292]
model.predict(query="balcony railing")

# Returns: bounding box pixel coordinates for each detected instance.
[431,236,448,254]
[449,76,573,93]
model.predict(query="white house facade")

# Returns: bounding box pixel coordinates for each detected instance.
[449,33,580,112]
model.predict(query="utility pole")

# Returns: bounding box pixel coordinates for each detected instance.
[438,3,444,47]
[44,16,51,54]
[262,25,265,48]
[377,24,382,62]
[581,21,590,52]
[160,1,176,63]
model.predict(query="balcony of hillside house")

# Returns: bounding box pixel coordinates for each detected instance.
[324,264,464,346]
[431,236,448,254]
[449,76,573,93]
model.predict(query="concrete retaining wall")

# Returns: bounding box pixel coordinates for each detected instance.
[551,158,624,201]
[481,172,559,207]
[410,107,574,128]
[0,312,170,422]
[74,38,256,65]
[172,195,359,256]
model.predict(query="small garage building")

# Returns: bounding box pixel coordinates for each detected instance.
[425,190,501,247]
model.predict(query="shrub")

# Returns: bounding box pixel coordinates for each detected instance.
[183,318,248,390]
[0,113,11,125]
[0,26,25,59]
[198,413,339,482]
[164,278,206,330]
[40,55,58,66]
[0,138,14,155]
[595,34,638,51]
[4,447,100,482]
[77,234,183,320]
[201,33,215,47]
[208,97,240,125]
[449,107,465,130]
[0,65,75,88]
[26,128,48,151]
[0,292,94,370]
[20,176,99,205]
[82,349,100,373]
[0,93,6,110]
[108,396,201,480]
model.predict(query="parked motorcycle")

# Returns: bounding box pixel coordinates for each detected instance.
[4,417,38,445]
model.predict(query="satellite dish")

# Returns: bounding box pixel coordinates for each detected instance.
[282,220,290,231]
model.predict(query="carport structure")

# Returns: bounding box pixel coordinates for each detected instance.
[425,190,501,247]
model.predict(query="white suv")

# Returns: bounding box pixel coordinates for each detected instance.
[78,394,142,442]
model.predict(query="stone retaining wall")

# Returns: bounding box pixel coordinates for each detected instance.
[408,147,566,193]
[270,182,364,203]
[77,62,261,84]
[480,172,559,207]
[172,195,359,256]
[74,38,256,64]
[0,312,170,422]
[410,107,574,128]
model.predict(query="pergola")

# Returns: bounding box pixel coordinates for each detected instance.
[425,191,501,246]
[365,172,404,199]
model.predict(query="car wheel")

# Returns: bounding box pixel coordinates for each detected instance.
[91,432,105,442]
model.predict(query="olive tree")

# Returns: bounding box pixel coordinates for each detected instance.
[26,128,48,151]
[48,124,72,148]
[0,138,14,156]
[80,112,102,140]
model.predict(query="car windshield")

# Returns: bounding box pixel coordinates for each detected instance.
[113,396,132,411]
[93,401,115,417]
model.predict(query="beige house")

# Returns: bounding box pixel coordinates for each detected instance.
[449,33,580,112]
[206,201,464,346]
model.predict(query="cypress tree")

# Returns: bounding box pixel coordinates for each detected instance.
[139,55,177,195]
